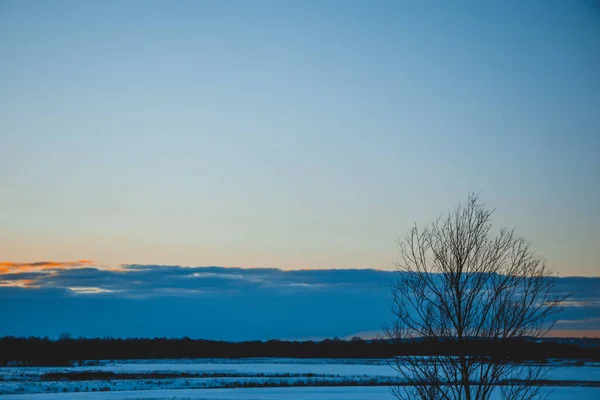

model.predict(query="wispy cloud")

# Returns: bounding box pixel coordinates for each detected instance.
[0,260,94,274]
[556,316,600,325]
[0,279,35,288]
[0,264,389,297]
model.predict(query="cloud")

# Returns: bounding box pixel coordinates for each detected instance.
[0,260,93,267]
[0,272,47,281]
[0,264,598,339]
[0,279,35,288]
[556,316,600,325]
[0,260,94,274]
[1,264,394,297]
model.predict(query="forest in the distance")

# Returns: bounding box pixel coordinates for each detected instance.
[1,336,598,366]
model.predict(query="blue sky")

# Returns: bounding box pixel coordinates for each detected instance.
[1,0,599,276]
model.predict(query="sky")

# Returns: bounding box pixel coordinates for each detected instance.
[0,1,599,338]
[0,1,599,274]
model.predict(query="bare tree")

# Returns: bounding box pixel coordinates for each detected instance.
[385,194,567,400]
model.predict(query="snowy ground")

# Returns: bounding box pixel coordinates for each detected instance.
[1,358,599,398]
[2,386,599,400]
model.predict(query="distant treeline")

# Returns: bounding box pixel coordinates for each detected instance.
[1,336,598,366]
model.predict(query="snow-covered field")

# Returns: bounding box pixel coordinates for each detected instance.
[1,358,599,399]
[2,386,600,400]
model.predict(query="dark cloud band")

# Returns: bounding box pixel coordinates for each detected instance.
[1,265,598,339]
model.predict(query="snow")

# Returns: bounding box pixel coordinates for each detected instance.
[1,386,599,400]
[1,358,598,397]
[4,358,598,380]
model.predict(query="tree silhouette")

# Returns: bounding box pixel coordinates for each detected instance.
[385,194,567,400]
